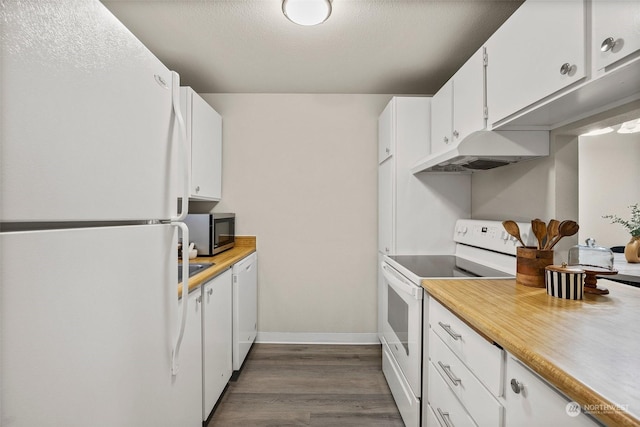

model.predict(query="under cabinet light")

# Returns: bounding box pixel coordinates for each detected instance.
[580,127,614,137]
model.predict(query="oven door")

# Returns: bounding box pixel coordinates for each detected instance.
[381,261,423,397]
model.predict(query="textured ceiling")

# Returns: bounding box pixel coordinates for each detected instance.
[102,0,523,94]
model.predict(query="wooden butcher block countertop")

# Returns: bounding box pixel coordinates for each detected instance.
[423,278,640,427]
[178,236,256,295]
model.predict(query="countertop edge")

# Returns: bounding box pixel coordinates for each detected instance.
[178,237,256,295]
[423,279,639,427]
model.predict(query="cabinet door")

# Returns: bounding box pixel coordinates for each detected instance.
[232,253,258,371]
[202,269,233,420]
[592,0,640,72]
[191,92,222,200]
[430,80,453,155]
[505,354,601,427]
[378,158,394,254]
[378,99,395,163]
[452,48,486,143]
[486,0,586,126]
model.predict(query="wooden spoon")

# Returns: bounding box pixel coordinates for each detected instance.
[548,220,579,250]
[502,220,526,247]
[531,219,547,250]
[545,219,560,250]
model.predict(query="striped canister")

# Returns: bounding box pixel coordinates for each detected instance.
[545,264,585,300]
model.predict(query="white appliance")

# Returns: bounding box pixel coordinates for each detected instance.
[1,2,201,426]
[381,219,534,427]
[411,130,550,173]
[232,252,258,371]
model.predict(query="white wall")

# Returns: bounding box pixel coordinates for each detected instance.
[197,93,391,343]
[578,132,640,248]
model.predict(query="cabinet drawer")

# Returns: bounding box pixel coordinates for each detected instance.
[430,298,503,396]
[424,403,442,427]
[430,329,503,426]
[428,362,478,427]
[505,354,602,427]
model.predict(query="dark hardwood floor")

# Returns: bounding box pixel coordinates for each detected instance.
[207,343,404,427]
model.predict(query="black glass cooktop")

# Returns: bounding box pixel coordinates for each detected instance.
[388,255,512,278]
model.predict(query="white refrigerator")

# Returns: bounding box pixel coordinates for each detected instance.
[1,1,201,426]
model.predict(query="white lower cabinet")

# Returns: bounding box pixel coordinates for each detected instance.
[424,403,441,427]
[428,362,479,427]
[504,353,602,427]
[202,269,233,421]
[427,299,504,427]
[423,297,604,427]
[430,329,503,426]
[430,299,503,396]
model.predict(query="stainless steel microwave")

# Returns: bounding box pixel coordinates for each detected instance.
[184,213,235,256]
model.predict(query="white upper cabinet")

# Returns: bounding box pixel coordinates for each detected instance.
[431,48,486,155]
[430,80,453,155]
[592,0,640,73]
[378,100,395,163]
[180,87,222,201]
[453,48,486,145]
[486,0,587,127]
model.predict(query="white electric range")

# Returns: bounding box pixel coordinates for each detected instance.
[380,219,534,427]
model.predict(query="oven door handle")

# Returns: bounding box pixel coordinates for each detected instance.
[381,263,423,300]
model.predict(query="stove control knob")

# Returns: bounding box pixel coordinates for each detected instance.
[457,226,468,235]
[501,231,509,240]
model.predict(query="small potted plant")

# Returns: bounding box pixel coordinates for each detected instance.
[603,203,640,263]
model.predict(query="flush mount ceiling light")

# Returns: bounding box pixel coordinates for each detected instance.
[282,0,332,26]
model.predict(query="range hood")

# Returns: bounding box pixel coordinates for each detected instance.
[411,130,550,173]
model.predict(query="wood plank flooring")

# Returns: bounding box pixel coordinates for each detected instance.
[207,344,404,427]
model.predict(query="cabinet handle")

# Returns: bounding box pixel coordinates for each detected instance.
[207,288,213,296]
[385,148,390,154]
[510,378,524,394]
[437,408,455,427]
[385,247,390,253]
[443,136,449,144]
[438,321,461,340]
[600,37,616,52]
[195,185,200,193]
[559,63,572,75]
[196,295,202,304]
[437,361,462,386]
[452,130,459,139]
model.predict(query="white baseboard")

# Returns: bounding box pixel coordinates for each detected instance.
[256,332,380,345]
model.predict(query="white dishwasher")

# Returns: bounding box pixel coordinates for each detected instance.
[232,252,258,372]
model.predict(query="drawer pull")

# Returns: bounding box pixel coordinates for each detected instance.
[438,322,462,340]
[601,36,616,52]
[437,408,455,427]
[438,361,462,386]
[510,378,524,394]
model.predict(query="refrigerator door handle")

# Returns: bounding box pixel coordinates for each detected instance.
[171,70,189,222]
[171,221,189,375]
